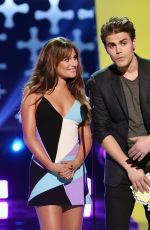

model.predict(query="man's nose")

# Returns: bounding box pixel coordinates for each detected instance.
[116,45,122,54]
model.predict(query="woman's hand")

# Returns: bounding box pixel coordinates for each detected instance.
[62,159,82,173]
[49,162,74,179]
[61,161,75,179]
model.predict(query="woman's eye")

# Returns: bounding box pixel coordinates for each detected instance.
[64,58,69,62]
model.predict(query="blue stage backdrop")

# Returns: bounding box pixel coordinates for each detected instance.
[0,0,104,199]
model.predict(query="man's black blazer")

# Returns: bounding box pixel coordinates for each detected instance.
[88,55,150,186]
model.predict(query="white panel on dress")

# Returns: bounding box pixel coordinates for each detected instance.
[55,119,78,163]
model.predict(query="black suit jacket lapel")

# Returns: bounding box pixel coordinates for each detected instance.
[138,57,150,126]
[138,60,150,106]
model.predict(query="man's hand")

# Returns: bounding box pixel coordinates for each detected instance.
[128,136,150,161]
[127,167,150,193]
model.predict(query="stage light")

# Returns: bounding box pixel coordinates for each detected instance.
[0,202,8,219]
[98,146,106,165]
[84,204,91,217]
[0,180,8,199]
[11,138,24,152]
[84,178,92,217]
[87,177,91,195]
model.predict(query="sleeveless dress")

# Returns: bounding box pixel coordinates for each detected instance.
[28,97,91,206]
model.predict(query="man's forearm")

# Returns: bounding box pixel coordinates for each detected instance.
[102,135,132,171]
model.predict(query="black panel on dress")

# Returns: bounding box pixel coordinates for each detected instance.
[28,161,47,195]
[35,97,62,162]
[28,185,71,206]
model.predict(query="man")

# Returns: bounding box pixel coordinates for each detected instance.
[87,16,150,230]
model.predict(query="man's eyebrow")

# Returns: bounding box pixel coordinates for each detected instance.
[120,38,128,42]
[107,42,116,45]
[107,38,128,45]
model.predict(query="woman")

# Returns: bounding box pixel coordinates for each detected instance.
[21,37,92,230]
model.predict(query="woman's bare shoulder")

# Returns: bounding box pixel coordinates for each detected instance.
[22,87,41,105]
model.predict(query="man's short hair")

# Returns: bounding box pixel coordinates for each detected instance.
[101,16,136,45]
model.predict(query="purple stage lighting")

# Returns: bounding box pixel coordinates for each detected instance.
[0,180,8,199]
[84,178,92,217]
[0,202,8,219]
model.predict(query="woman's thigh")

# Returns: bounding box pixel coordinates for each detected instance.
[35,205,63,230]
[62,205,84,230]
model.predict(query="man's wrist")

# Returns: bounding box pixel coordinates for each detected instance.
[124,158,136,172]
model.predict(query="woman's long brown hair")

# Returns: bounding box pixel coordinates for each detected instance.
[23,37,91,123]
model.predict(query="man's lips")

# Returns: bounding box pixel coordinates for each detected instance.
[116,57,124,61]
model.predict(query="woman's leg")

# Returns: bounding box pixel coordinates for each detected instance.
[35,205,63,230]
[62,205,84,230]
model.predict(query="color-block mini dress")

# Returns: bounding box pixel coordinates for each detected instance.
[28,97,91,206]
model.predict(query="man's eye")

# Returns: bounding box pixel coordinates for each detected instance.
[108,44,115,49]
[121,41,127,46]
